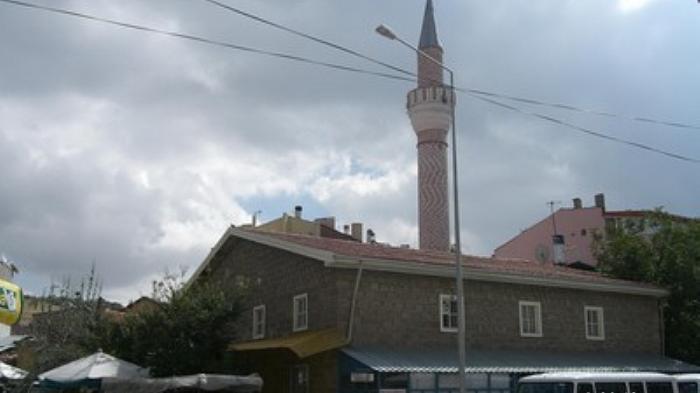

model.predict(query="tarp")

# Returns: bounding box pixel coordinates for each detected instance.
[101,374,263,393]
[0,361,28,380]
[0,335,29,354]
[229,328,346,358]
[39,351,148,383]
[0,278,22,325]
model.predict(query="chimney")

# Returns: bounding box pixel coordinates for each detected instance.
[315,217,336,230]
[351,223,363,242]
[343,225,350,235]
[294,205,302,219]
[594,194,606,211]
[573,198,582,209]
[552,235,566,265]
[366,229,376,244]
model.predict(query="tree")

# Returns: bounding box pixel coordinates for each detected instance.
[594,211,700,364]
[22,265,105,374]
[98,269,244,377]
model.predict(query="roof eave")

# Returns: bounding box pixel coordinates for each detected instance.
[187,227,336,289]
[330,256,668,298]
[188,229,668,298]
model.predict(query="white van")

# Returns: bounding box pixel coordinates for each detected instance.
[675,375,700,393]
[517,372,677,393]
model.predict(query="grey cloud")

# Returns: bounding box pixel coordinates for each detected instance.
[0,0,697,301]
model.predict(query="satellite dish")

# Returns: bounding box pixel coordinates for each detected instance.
[535,244,549,263]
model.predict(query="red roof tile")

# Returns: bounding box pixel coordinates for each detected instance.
[245,229,660,290]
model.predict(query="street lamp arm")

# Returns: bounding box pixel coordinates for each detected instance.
[375,24,453,75]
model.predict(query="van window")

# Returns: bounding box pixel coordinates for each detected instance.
[646,383,673,393]
[678,382,698,393]
[519,382,574,393]
[577,383,594,393]
[595,382,627,393]
[629,382,644,393]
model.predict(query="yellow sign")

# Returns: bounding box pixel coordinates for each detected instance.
[0,279,22,325]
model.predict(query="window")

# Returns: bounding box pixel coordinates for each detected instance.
[293,293,308,332]
[252,305,265,339]
[290,364,309,393]
[438,374,460,390]
[491,374,512,390]
[679,383,698,393]
[577,383,594,393]
[410,373,435,390]
[646,383,673,393]
[439,294,458,332]
[519,301,542,337]
[595,383,627,393]
[629,383,644,393]
[518,383,573,393]
[584,306,605,340]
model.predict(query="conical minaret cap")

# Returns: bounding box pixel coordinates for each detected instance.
[418,0,441,49]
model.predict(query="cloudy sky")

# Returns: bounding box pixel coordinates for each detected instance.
[0,0,698,303]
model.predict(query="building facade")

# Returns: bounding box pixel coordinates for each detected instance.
[494,193,697,269]
[187,3,700,393]
[188,227,697,393]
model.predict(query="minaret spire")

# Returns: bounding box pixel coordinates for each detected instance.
[419,0,440,49]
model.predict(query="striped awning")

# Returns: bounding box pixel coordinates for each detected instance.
[342,347,700,374]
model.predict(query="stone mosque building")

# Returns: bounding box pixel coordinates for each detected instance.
[188,1,699,393]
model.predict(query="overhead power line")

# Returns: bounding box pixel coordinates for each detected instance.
[201,0,700,132]
[1,0,698,164]
[0,0,413,84]
[200,0,414,78]
[468,94,700,164]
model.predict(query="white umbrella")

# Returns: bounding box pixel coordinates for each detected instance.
[0,361,27,380]
[39,351,148,383]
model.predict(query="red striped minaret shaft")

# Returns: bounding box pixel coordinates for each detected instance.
[407,0,453,251]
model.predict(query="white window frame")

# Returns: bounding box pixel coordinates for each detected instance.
[584,306,605,340]
[439,294,458,333]
[293,293,308,332]
[519,300,543,337]
[252,305,266,339]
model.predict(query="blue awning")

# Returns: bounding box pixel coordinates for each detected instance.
[342,347,700,374]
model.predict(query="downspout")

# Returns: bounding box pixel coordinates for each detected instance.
[659,301,665,355]
[346,260,364,344]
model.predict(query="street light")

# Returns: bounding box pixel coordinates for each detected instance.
[376,23,467,393]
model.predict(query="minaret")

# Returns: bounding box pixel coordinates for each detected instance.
[407,0,453,251]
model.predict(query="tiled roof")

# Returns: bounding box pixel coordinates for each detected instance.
[244,229,661,291]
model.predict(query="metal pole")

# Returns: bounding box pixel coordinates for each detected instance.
[449,70,468,393]
[383,32,468,393]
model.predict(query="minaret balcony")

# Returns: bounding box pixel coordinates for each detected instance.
[407,86,455,109]
[407,86,455,134]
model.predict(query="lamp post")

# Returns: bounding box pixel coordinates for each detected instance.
[376,24,467,393]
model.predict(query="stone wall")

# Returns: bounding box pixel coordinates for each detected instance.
[340,269,661,354]
[211,238,340,341]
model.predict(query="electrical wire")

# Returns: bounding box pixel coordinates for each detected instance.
[1,0,698,164]
[0,0,414,84]
[202,0,700,132]
[200,0,415,78]
[467,94,700,164]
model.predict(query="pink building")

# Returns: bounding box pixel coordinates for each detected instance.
[493,194,688,269]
